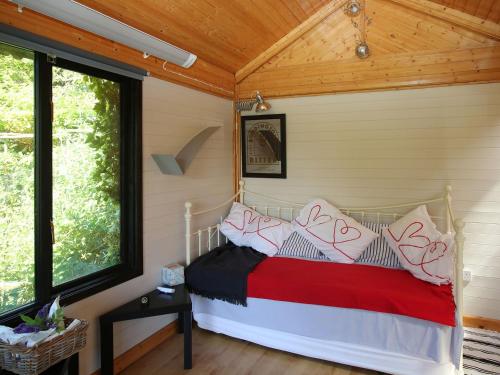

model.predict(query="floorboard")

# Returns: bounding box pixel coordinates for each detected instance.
[120,326,380,375]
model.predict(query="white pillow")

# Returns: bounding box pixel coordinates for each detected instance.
[220,202,292,256]
[292,199,378,263]
[382,205,454,285]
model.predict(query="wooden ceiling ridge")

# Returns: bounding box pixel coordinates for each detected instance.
[234,0,349,84]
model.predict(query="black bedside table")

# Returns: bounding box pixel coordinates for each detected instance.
[99,284,192,375]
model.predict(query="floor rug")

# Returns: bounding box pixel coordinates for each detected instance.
[463,327,500,375]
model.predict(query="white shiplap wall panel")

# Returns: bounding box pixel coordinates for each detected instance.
[65,77,233,375]
[243,83,500,320]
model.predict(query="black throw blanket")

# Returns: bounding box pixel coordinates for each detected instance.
[185,243,267,306]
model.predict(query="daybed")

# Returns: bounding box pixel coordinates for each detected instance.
[183,181,465,375]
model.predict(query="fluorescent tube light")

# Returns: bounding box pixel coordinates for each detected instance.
[11,0,197,68]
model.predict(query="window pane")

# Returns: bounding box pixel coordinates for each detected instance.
[0,42,35,314]
[52,67,121,286]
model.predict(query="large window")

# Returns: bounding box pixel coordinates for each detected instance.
[0,44,35,314]
[0,41,142,322]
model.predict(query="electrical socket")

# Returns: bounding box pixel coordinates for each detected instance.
[463,269,472,283]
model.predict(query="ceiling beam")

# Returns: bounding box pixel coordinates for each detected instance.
[235,0,347,84]
[237,45,500,98]
[386,0,500,41]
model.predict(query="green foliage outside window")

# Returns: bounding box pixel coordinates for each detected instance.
[0,44,121,314]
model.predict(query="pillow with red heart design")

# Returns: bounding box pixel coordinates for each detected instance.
[382,205,454,285]
[292,199,378,263]
[220,202,292,256]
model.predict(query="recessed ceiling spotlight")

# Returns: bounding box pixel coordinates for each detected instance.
[344,0,362,17]
[355,42,370,59]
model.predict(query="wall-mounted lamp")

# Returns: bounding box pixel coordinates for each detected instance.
[255,92,271,112]
[235,91,271,112]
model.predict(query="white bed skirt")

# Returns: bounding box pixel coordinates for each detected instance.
[192,295,462,375]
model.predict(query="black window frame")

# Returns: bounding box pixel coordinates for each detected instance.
[0,45,143,325]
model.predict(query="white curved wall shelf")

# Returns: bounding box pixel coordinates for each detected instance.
[152,126,221,175]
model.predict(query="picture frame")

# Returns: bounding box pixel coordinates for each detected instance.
[241,114,286,179]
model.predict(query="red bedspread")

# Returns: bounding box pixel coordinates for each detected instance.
[247,257,456,326]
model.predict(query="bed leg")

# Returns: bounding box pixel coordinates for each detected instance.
[239,180,245,204]
[454,218,465,323]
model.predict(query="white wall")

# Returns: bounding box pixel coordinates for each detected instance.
[65,77,233,375]
[242,83,500,320]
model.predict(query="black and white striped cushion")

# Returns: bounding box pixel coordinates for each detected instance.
[276,231,329,261]
[356,222,402,269]
[277,223,402,269]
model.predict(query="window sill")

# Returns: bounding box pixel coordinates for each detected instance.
[0,265,142,327]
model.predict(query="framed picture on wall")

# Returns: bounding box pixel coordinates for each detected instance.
[241,114,286,179]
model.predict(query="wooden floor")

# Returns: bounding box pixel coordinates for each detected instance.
[121,327,380,375]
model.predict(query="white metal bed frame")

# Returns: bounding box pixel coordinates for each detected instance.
[184,180,465,373]
[185,180,465,319]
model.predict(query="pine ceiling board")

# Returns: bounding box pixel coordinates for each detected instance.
[370,0,497,49]
[469,0,498,22]
[454,0,469,10]
[296,0,318,13]
[247,1,298,32]
[237,46,500,98]
[238,0,500,98]
[255,0,496,73]
[234,0,347,83]
[463,0,481,15]
[491,1,500,23]
[259,12,359,69]
[76,0,331,72]
[430,0,500,22]
[281,0,309,21]
[266,1,303,28]
[76,0,259,72]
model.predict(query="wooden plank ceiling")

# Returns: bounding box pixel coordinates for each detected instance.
[0,1,235,98]
[0,0,499,98]
[430,0,500,23]
[76,0,332,73]
[237,0,500,98]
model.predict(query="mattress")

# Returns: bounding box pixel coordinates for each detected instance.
[192,294,463,375]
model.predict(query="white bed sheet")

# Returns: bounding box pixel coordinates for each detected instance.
[192,295,463,375]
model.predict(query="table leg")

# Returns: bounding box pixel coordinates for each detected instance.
[178,312,184,334]
[68,352,79,375]
[183,311,192,369]
[100,317,114,375]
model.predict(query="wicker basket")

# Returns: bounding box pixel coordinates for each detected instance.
[0,319,88,375]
